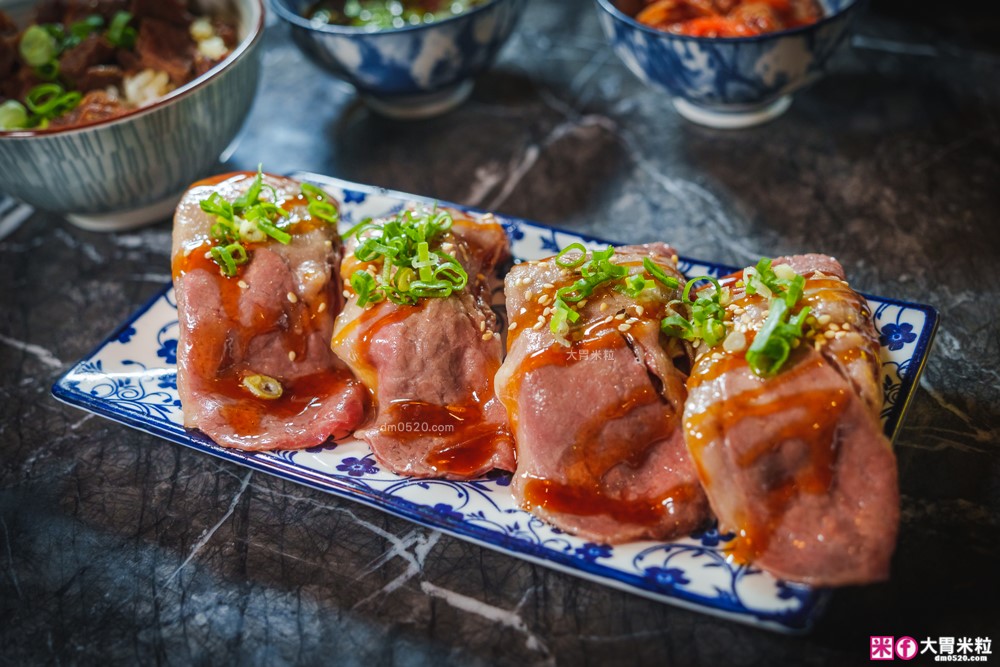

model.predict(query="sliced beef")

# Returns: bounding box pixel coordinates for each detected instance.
[683,254,898,585]
[136,17,194,84]
[172,172,367,451]
[59,34,115,87]
[330,210,515,480]
[496,243,710,543]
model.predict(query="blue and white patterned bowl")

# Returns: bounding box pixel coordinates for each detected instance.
[594,0,863,128]
[0,0,264,231]
[271,0,525,119]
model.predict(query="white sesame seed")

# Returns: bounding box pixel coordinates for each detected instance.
[532,321,543,330]
[508,321,518,330]
[835,331,846,339]
[818,315,832,325]
[618,324,631,332]
[635,305,644,317]
[578,299,588,308]
[238,280,248,289]
[204,251,212,259]
[614,313,626,321]
[343,290,351,298]
[519,307,527,315]
[543,307,552,316]
[525,290,534,300]
[288,351,297,362]
[318,302,327,313]
[824,330,836,339]
[287,292,298,303]
[829,323,840,331]
[600,302,609,312]
[538,294,551,306]
[479,320,486,332]
[543,282,555,290]
[482,331,494,341]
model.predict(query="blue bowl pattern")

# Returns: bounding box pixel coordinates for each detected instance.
[594,0,862,111]
[272,0,525,98]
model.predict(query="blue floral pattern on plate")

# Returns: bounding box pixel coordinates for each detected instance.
[51,173,939,634]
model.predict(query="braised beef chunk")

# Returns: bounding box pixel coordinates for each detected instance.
[59,34,115,87]
[496,244,710,543]
[136,18,194,84]
[34,0,68,24]
[130,0,193,27]
[331,210,515,480]
[0,13,17,81]
[76,65,124,91]
[172,173,367,451]
[48,89,125,127]
[683,255,898,585]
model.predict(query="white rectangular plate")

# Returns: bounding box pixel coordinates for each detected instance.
[52,173,938,633]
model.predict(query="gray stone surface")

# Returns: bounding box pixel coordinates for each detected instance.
[1,2,998,665]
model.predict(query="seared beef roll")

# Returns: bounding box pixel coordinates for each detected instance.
[172,171,366,450]
[683,254,898,585]
[331,206,515,479]
[496,243,710,543]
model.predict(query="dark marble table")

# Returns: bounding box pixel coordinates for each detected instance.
[2,2,998,665]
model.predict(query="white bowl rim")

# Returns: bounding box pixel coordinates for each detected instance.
[593,0,861,45]
[0,0,266,139]
[271,0,505,37]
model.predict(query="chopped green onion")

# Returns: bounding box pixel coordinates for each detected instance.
[659,275,727,346]
[555,243,588,268]
[200,191,235,222]
[308,199,338,225]
[210,244,239,277]
[19,25,58,67]
[351,270,383,307]
[232,165,264,210]
[106,11,137,49]
[300,182,329,202]
[70,15,104,41]
[255,218,292,245]
[745,299,812,376]
[242,374,283,399]
[621,273,654,298]
[348,206,467,306]
[0,100,29,131]
[642,256,679,289]
[22,83,81,124]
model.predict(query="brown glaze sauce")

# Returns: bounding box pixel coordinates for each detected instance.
[523,478,700,526]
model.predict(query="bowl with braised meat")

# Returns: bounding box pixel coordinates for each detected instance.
[594,0,864,128]
[0,0,264,230]
[271,0,525,119]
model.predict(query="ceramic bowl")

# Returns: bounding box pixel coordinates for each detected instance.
[594,0,863,128]
[271,0,525,119]
[0,0,265,231]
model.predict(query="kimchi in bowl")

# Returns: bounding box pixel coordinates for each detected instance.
[0,0,265,230]
[594,0,864,128]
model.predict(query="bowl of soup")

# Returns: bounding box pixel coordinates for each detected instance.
[272,0,526,119]
[594,0,864,128]
[0,0,264,230]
